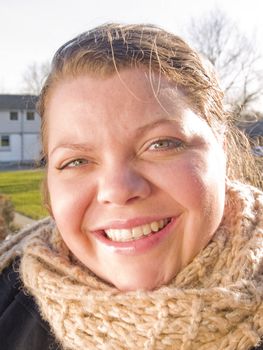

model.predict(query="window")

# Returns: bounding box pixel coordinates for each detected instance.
[0,135,10,147]
[10,111,18,120]
[26,111,35,120]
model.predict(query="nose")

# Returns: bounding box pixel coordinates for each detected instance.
[97,163,151,206]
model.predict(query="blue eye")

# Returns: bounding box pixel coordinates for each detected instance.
[148,139,183,151]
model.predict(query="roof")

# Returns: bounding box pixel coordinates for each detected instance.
[0,94,38,110]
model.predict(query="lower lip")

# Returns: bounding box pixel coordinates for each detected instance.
[91,217,178,255]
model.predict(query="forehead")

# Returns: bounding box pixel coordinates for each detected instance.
[47,71,185,141]
[45,68,213,150]
[46,68,192,117]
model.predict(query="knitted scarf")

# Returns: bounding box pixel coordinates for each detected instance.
[0,181,263,350]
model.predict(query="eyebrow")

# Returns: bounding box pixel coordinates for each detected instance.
[135,118,183,136]
[50,143,94,157]
[50,118,182,156]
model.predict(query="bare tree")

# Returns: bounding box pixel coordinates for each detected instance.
[21,61,50,95]
[186,9,263,117]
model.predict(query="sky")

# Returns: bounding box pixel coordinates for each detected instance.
[0,0,262,94]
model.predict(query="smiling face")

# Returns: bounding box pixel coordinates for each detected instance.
[46,68,226,291]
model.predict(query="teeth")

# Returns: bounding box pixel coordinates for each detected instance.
[150,221,159,232]
[121,229,132,242]
[132,226,143,238]
[143,224,152,236]
[104,218,170,242]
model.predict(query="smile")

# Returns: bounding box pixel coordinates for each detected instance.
[104,218,171,242]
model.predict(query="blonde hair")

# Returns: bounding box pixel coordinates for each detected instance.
[38,23,261,192]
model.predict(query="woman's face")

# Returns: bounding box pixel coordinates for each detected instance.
[46,68,226,291]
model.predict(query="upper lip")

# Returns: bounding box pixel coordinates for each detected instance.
[89,215,176,231]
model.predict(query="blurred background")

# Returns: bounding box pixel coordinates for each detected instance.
[0,0,262,108]
[0,0,262,236]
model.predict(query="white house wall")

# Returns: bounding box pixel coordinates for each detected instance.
[0,110,22,132]
[0,107,41,162]
[0,134,21,161]
[0,110,41,133]
[23,134,41,161]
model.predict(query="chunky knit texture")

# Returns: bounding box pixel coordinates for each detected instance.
[0,181,263,350]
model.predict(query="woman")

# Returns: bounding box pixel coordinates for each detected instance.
[0,23,262,350]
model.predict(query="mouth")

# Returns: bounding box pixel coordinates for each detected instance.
[104,218,172,242]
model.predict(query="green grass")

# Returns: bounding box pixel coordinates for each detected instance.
[0,169,47,219]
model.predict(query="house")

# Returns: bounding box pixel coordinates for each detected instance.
[0,94,41,163]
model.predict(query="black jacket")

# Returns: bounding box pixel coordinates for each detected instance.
[0,261,263,350]
[0,260,61,350]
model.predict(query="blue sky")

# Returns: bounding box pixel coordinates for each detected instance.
[0,0,262,93]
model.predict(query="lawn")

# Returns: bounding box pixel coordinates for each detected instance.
[0,169,48,219]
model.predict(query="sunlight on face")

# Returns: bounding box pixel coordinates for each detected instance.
[46,68,226,291]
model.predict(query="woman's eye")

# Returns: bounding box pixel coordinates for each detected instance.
[60,159,89,169]
[148,139,184,151]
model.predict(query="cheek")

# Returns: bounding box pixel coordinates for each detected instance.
[47,174,95,230]
[174,165,209,210]
[151,153,225,212]
[155,159,210,206]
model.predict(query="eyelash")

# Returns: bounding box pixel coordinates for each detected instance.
[58,158,89,170]
[147,138,185,152]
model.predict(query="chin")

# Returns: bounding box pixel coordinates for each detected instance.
[115,282,157,292]
[111,274,171,292]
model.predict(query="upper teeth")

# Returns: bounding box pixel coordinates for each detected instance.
[104,218,170,242]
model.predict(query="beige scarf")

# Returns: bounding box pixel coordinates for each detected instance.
[1,181,263,350]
